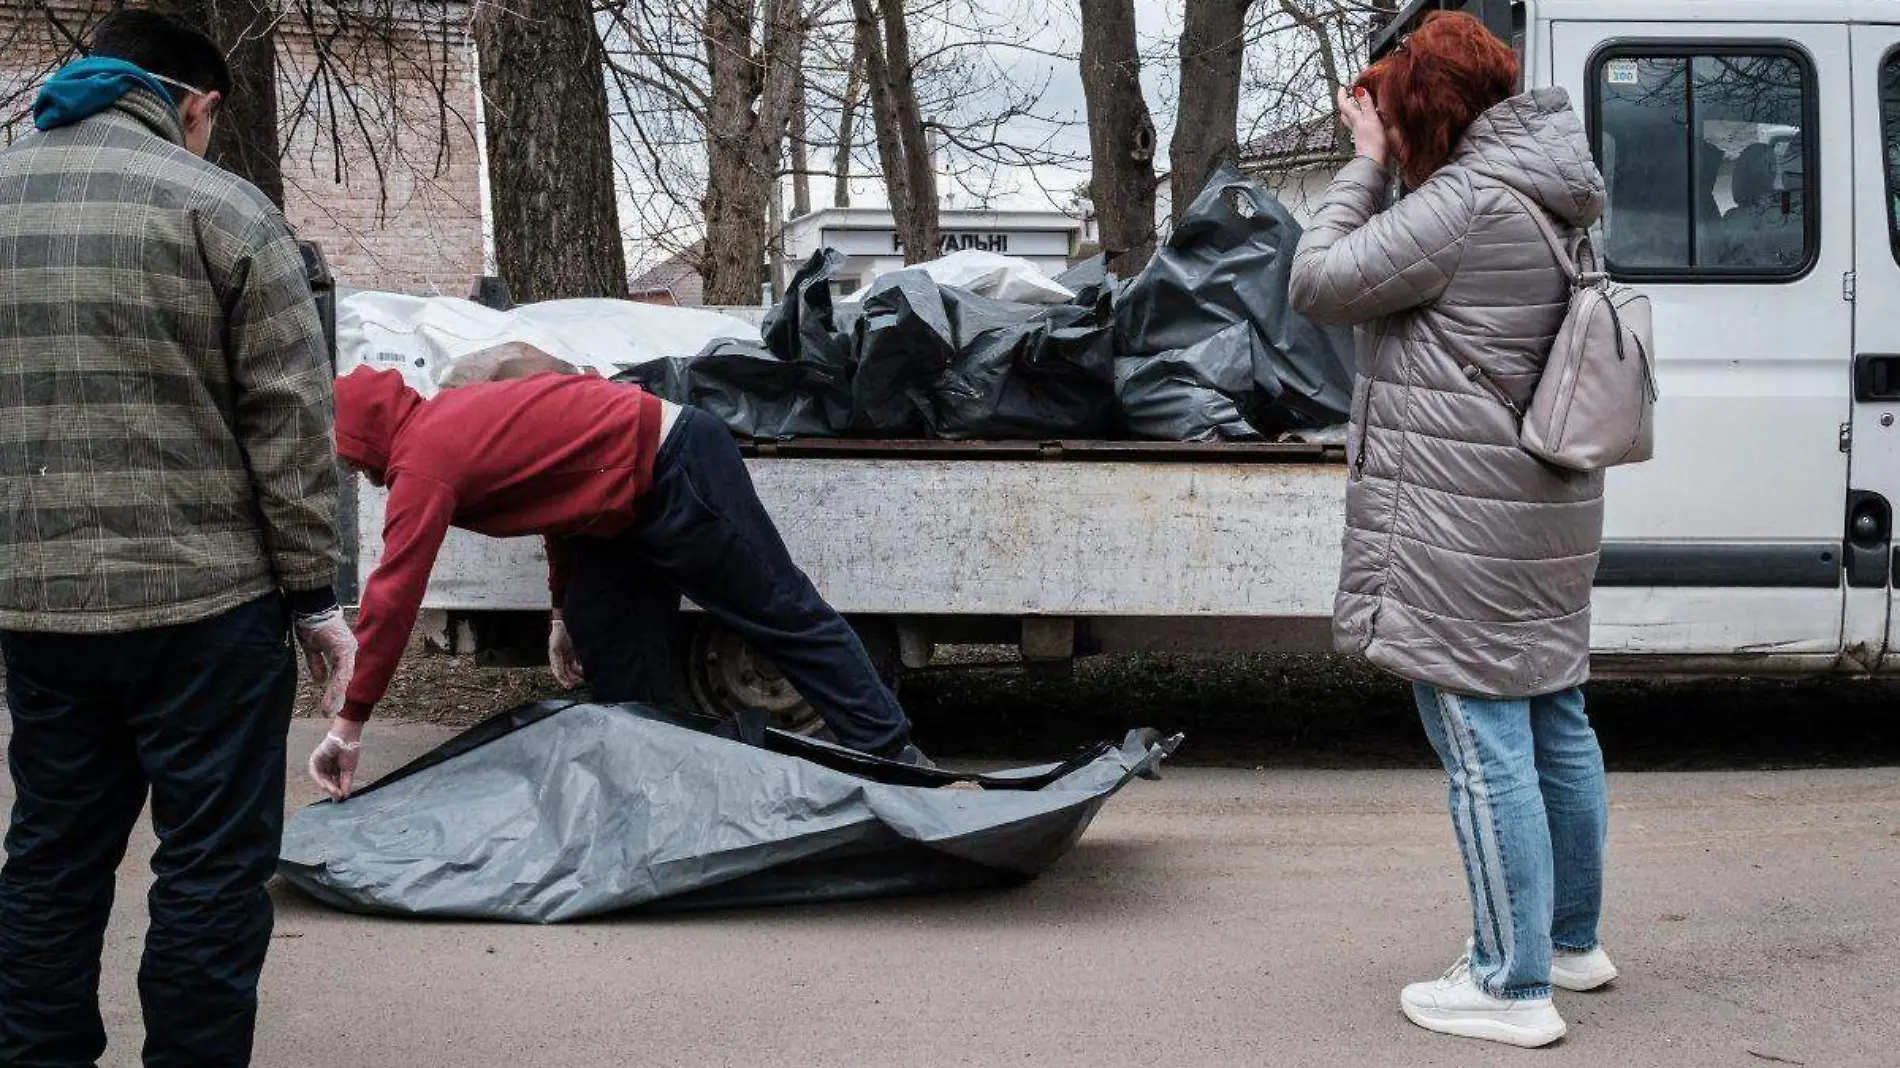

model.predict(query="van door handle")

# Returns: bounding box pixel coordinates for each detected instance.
[1856,355,1900,402]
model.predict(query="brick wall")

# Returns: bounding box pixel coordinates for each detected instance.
[0,1,484,295]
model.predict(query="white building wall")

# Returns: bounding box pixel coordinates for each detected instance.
[1253,167,1341,227]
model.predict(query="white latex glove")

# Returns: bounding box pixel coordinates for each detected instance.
[293,607,357,718]
[549,616,584,688]
[309,716,363,800]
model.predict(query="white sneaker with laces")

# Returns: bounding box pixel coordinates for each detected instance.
[1400,956,1568,1048]
[1550,946,1619,992]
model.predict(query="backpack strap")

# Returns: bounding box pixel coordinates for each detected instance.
[1500,185,1597,285]
[1502,184,1635,371]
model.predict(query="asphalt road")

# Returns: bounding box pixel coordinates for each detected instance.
[0,719,1893,1068]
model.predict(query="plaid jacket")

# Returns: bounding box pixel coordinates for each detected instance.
[0,89,339,634]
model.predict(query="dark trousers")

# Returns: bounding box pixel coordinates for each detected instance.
[562,408,912,755]
[0,595,295,1068]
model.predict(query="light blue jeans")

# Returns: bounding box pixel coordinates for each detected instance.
[1413,684,1609,1000]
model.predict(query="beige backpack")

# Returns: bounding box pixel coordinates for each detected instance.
[1502,186,1657,471]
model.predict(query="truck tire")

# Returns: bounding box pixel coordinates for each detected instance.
[679,616,902,737]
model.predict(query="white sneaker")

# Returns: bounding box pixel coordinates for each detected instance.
[1457,936,1621,993]
[1400,956,1568,1048]
[1550,946,1619,992]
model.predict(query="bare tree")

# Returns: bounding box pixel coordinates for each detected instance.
[789,68,812,217]
[602,0,811,299]
[475,0,628,302]
[902,0,1086,211]
[832,39,863,207]
[1170,0,1257,221]
[2,0,477,221]
[1077,0,1156,275]
[851,0,938,263]
[599,1,713,277]
[699,0,809,304]
[1,4,103,140]
[0,0,285,199]
[164,0,287,202]
[604,0,1085,283]
[1236,0,1398,216]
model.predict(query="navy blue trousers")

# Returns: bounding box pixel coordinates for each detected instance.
[561,409,912,755]
[0,595,294,1068]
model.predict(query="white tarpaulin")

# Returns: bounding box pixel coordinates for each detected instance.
[843,249,1075,305]
[335,291,761,395]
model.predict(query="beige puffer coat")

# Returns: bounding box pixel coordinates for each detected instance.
[1290,88,1608,698]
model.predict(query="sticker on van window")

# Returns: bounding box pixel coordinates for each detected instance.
[1606,60,1640,86]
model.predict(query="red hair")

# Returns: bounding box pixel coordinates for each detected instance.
[1355,11,1519,188]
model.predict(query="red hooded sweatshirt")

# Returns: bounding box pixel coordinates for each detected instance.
[333,367,664,722]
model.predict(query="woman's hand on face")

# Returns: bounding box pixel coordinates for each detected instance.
[1336,86,1388,166]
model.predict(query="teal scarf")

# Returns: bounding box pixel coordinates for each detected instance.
[33,56,178,132]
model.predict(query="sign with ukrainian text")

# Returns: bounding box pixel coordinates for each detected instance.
[819,227,1073,259]
[895,232,1012,254]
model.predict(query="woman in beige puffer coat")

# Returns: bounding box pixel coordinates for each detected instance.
[1289,11,1615,1049]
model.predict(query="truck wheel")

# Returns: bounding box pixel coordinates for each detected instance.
[678,617,901,737]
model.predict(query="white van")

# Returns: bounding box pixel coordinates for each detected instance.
[345,0,1900,727]
[1423,0,1900,676]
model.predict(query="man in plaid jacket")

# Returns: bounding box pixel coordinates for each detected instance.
[0,11,356,1066]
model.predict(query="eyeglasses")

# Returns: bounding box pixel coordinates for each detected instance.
[1394,33,1413,54]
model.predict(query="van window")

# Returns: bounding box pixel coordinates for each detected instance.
[1883,50,1900,264]
[1593,49,1813,278]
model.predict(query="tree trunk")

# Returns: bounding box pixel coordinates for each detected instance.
[851,0,909,227]
[759,0,810,272]
[834,44,863,208]
[790,69,812,218]
[701,0,766,306]
[768,166,788,297]
[879,0,937,264]
[474,0,628,303]
[1170,0,1255,221]
[700,0,808,306]
[163,0,283,205]
[1277,0,1351,158]
[851,0,937,265]
[1078,0,1157,275]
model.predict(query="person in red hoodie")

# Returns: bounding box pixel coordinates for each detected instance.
[314,366,926,796]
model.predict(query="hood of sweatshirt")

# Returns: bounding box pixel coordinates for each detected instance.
[333,366,424,482]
